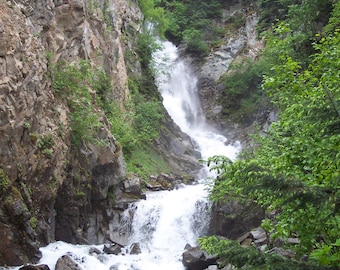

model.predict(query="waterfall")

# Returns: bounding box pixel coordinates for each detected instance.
[12,41,240,270]
[154,41,240,162]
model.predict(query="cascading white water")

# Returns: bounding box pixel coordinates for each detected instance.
[10,41,240,270]
[122,185,211,270]
[154,41,240,162]
[34,184,210,270]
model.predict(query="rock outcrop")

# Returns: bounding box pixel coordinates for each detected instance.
[19,265,50,270]
[192,0,267,144]
[55,255,82,270]
[182,246,218,270]
[157,113,202,175]
[208,199,264,240]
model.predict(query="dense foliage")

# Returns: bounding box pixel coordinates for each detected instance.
[199,236,326,270]
[51,58,165,161]
[259,0,334,66]
[153,0,225,55]
[220,57,271,125]
[137,0,168,37]
[199,1,340,269]
[52,60,106,146]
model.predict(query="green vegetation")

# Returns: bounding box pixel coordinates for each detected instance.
[23,121,31,129]
[102,0,114,28]
[258,0,334,66]
[0,168,10,194]
[199,1,340,269]
[52,60,105,147]
[100,31,165,160]
[153,0,225,55]
[220,0,335,127]
[37,134,54,155]
[104,93,165,161]
[133,96,164,142]
[29,216,38,229]
[75,190,86,197]
[126,146,170,181]
[137,0,169,37]
[220,57,271,125]
[107,185,116,203]
[199,236,325,270]
[112,13,167,176]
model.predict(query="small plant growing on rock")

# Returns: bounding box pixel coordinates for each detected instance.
[51,60,109,147]
[23,121,31,129]
[42,148,53,157]
[37,134,54,149]
[76,190,86,197]
[0,169,10,194]
[29,216,38,229]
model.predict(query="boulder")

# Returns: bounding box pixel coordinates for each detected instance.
[251,227,268,245]
[123,175,141,196]
[221,264,237,270]
[287,238,300,245]
[157,173,176,188]
[19,265,50,270]
[208,199,264,240]
[236,232,250,243]
[103,244,122,255]
[55,255,82,270]
[89,247,102,255]
[129,242,142,255]
[240,238,253,247]
[146,182,163,191]
[182,246,217,270]
[250,227,266,240]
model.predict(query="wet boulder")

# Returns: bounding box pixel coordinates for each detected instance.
[89,247,102,255]
[182,246,217,270]
[130,242,142,255]
[55,255,82,270]
[19,265,50,270]
[103,244,122,255]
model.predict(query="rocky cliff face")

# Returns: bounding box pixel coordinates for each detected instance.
[194,0,268,144]
[0,0,135,265]
[0,0,200,266]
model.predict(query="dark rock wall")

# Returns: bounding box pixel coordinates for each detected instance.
[194,0,269,145]
[208,199,265,240]
[0,0,139,265]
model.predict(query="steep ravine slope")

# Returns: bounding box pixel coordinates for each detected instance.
[185,0,267,241]
[0,0,200,266]
[194,0,268,145]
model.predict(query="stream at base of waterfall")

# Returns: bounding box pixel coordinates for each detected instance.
[12,41,240,270]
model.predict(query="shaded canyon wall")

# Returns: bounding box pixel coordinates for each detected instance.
[0,0,144,265]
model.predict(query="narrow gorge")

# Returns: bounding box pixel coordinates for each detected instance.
[0,0,270,269]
